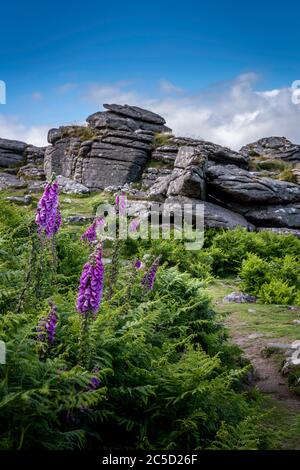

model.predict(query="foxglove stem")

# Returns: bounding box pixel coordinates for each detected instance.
[107,239,122,300]
[115,192,126,217]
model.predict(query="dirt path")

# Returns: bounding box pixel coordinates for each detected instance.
[224,313,300,412]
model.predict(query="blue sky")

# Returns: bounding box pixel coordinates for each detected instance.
[0,0,300,148]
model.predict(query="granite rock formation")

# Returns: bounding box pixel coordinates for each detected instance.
[0,103,299,231]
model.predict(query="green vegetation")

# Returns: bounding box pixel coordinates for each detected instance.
[278,168,298,183]
[61,125,97,141]
[0,191,300,450]
[152,132,174,149]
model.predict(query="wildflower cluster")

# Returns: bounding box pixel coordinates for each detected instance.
[76,246,104,316]
[35,179,61,237]
[142,256,161,290]
[37,302,58,344]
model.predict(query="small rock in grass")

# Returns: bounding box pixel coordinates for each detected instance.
[223,292,257,303]
[5,195,32,205]
[248,308,256,313]
[292,320,300,325]
[248,333,264,339]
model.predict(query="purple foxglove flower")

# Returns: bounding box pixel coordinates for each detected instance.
[37,302,58,344]
[115,192,126,216]
[133,259,143,270]
[81,217,105,243]
[129,218,140,233]
[142,256,161,291]
[35,180,61,237]
[76,247,104,316]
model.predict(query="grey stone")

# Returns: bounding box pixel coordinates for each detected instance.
[141,167,172,188]
[204,201,254,230]
[256,227,300,238]
[266,342,292,350]
[240,136,300,163]
[64,215,94,224]
[174,137,249,168]
[223,292,257,303]
[152,146,178,164]
[47,128,62,145]
[103,103,166,125]
[162,197,253,230]
[207,164,300,205]
[27,181,46,193]
[0,138,27,167]
[25,145,45,164]
[228,203,300,229]
[56,175,90,195]
[18,163,45,180]
[0,172,27,190]
[148,146,207,200]
[5,195,32,205]
[86,112,138,132]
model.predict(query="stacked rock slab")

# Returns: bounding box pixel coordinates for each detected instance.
[44,104,171,190]
[240,136,300,163]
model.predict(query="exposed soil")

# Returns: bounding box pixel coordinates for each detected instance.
[224,313,300,412]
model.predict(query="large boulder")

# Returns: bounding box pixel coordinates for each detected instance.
[102,104,172,133]
[44,105,173,190]
[0,172,27,190]
[149,146,207,200]
[151,145,178,164]
[163,196,254,230]
[56,175,90,195]
[0,138,27,167]
[207,164,300,205]
[141,167,173,188]
[18,163,45,180]
[173,137,249,169]
[226,202,300,228]
[240,136,300,163]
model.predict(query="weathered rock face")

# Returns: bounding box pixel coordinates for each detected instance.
[240,136,300,163]
[207,164,300,205]
[149,146,207,200]
[227,202,300,228]
[173,137,249,169]
[44,104,171,189]
[56,175,90,195]
[0,172,27,190]
[163,196,254,230]
[151,145,178,164]
[0,138,27,167]
[141,168,172,188]
[1,102,300,232]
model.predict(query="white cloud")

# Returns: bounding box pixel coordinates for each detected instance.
[31,91,43,101]
[159,79,183,94]
[85,83,140,106]
[56,83,78,94]
[2,74,300,150]
[0,115,49,146]
[86,74,300,149]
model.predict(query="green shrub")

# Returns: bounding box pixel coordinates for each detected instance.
[278,168,298,183]
[0,265,266,450]
[259,280,296,305]
[152,132,173,148]
[239,254,271,296]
